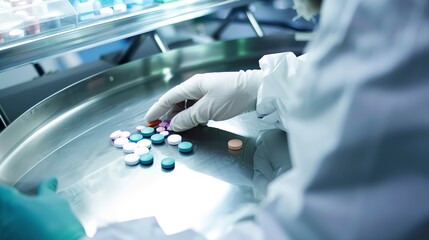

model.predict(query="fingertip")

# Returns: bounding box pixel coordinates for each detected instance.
[170,112,196,132]
[144,102,163,122]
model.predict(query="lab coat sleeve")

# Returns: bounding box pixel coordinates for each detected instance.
[88,0,429,239]
[256,52,307,131]
[228,0,429,239]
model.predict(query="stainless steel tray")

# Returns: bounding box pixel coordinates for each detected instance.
[0,35,305,237]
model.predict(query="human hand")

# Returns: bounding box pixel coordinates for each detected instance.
[0,177,86,240]
[145,70,263,132]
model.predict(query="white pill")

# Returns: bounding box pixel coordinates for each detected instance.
[124,153,139,166]
[113,3,126,13]
[100,7,113,16]
[167,134,182,145]
[8,28,25,39]
[123,142,137,153]
[160,131,169,137]
[134,146,149,156]
[136,125,145,131]
[137,139,151,149]
[110,130,122,140]
[121,131,131,138]
[114,137,129,148]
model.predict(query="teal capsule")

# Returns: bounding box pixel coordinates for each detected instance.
[141,127,155,137]
[150,133,165,144]
[161,158,175,170]
[139,153,154,165]
[178,141,193,153]
[129,133,143,142]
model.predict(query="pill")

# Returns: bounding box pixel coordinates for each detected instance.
[134,146,149,156]
[8,28,25,40]
[113,137,129,148]
[167,134,182,145]
[113,3,126,13]
[137,139,152,149]
[124,153,140,166]
[150,134,165,144]
[129,133,143,142]
[178,141,193,153]
[121,131,131,138]
[24,16,41,35]
[160,131,169,137]
[123,142,137,153]
[136,125,145,131]
[141,127,155,137]
[100,7,113,16]
[139,153,154,165]
[159,121,169,128]
[110,130,122,140]
[228,139,243,151]
[156,127,165,133]
[147,119,162,127]
[161,158,175,170]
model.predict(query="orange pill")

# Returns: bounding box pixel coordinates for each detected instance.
[228,139,243,151]
[147,119,162,127]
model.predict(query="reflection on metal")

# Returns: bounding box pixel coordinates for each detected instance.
[212,5,264,40]
[0,35,306,237]
[153,31,170,53]
[0,105,8,130]
[0,0,253,72]
[244,7,265,37]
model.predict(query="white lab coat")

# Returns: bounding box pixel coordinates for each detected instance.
[230,0,429,239]
[90,0,429,239]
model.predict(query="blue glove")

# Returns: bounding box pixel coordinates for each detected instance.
[0,177,86,240]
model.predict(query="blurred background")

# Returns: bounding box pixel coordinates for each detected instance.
[0,0,318,131]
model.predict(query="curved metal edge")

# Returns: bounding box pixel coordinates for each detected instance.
[0,34,306,185]
[0,0,253,72]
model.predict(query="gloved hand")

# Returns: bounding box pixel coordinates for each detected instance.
[253,129,292,200]
[145,70,263,132]
[293,0,322,20]
[0,177,86,240]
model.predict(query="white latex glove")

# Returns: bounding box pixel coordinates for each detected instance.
[145,70,263,132]
[293,0,322,20]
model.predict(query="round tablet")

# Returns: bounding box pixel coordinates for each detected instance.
[110,130,122,140]
[161,158,175,170]
[228,139,243,151]
[124,153,140,166]
[150,134,165,144]
[160,131,169,137]
[156,127,165,133]
[139,153,154,165]
[167,134,182,145]
[147,119,162,127]
[134,146,149,156]
[141,127,155,137]
[113,137,129,148]
[121,131,131,138]
[123,142,137,153]
[129,133,143,143]
[159,121,168,128]
[136,125,145,131]
[178,141,193,153]
[137,139,152,149]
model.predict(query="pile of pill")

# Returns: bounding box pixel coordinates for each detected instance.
[109,119,192,170]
